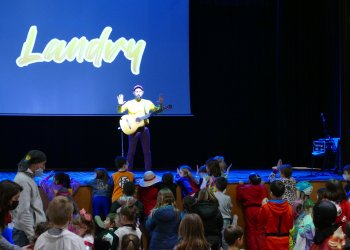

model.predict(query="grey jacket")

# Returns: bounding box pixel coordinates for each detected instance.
[11,171,46,241]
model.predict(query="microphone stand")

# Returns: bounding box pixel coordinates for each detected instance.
[118,126,124,157]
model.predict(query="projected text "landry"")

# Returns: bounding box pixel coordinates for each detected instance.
[16,26,146,75]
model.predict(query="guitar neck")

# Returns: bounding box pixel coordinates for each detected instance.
[137,105,172,121]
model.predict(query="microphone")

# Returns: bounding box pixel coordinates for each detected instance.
[321,113,326,124]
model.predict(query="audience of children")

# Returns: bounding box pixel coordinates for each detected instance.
[5,150,350,250]
[191,188,223,250]
[146,188,183,250]
[236,172,268,250]
[268,163,297,205]
[34,196,86,250]
[73,208,95,250]
[111,156,134,206]
[174,213,211,250]
[175,165,199,197]
[257,180,294,250]
[214,177,233,250]
[85,167,113,219]
[114,205,142,250]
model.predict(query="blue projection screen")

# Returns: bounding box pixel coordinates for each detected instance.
[0,0,190,115]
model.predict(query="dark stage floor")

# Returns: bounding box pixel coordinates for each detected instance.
[0,168,343,184]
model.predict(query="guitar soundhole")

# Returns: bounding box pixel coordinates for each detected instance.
[135,117,141,123]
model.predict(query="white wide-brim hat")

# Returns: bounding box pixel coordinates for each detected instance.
[138,171,161,187]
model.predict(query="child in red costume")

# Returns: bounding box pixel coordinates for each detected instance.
[236,172,268,250]
[257,180,294,250]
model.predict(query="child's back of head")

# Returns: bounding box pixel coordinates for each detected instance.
[54,172,71,188]
[121,234,141,250]
[46,196,74,227]
[123,182,136,196]
[214,155,227,172]
[279,164,293,178]
[115,156,128,170]
[206,158,221,177]
[270,180,285,198]
[224,225,244,247]
[249,172,262,185]
[95,168,110,183]
[215,177,228,192]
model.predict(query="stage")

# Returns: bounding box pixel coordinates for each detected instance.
[0,167,343,184]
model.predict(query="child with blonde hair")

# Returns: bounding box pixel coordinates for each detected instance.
[146,188,183,250]
[34,196,85,250]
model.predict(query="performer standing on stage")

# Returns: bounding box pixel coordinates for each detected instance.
[117,85,163,170]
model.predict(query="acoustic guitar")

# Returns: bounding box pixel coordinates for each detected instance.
[119,104,172,135]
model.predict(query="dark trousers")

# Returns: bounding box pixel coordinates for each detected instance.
[12,228,29,247]
[127,126,152,170]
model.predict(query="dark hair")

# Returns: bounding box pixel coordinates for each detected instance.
[18,150,46,171]
[46,196,74,227]
[123,182,136,196]
[270,180,285,198]
[215,177,228,192]
[249,172,262,185]
[182,196,196,213]
[0,180,23,230]
[115,156,128,170]
[317,187,326,202]
[224,225,244,246]
[54,172,71,189]
[206,158,221,177]
[279,164,293,178]
[121,234,141,250]
[313,200,337,244]
[344,165,350,174]
[95,168,110,184]
[162,172,174,184]
[324,179,347,202]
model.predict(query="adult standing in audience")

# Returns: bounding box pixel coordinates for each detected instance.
[11,150,47,247]
[0,179,32,250]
